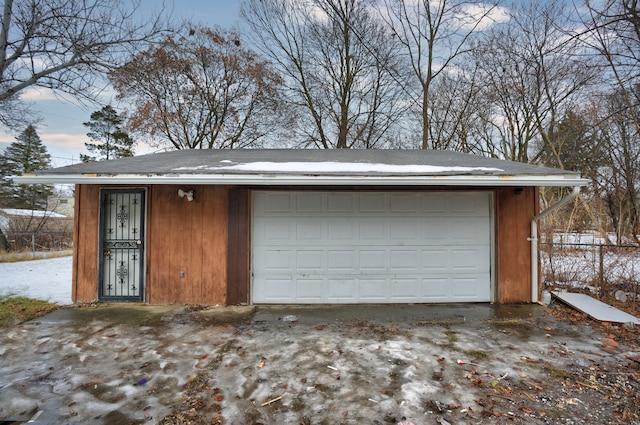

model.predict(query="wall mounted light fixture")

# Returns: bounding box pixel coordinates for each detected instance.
[177,189,194,202]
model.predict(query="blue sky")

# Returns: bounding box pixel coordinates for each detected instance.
[0,0,242,167]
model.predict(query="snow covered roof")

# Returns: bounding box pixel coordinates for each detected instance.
[15,149,588,187]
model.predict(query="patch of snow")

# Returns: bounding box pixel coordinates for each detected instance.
[0,256,72,304]
[0,215,8,233]
[173,161,503,174]
[0,208,67,218]
[401,381,438,407]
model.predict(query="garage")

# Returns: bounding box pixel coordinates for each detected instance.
[252,191,492,304]
[18,148,588,305]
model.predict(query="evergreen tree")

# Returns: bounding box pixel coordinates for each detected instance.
[0,125,53,209]
[81,106,134,162]
[0,153,12,208]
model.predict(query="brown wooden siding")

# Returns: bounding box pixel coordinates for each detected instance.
[72,184,538,305]
[73,184,101,302]
[147,185,228,304]
[496,186,538,303]
[73,184,229,304]
[226,188,250,304]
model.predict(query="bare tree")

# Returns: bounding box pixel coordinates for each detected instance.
[242,0,408,149]
[590,89,640,243]
[472,2,596,163]
[110,26,286,150]
[381,0,503,150]
[570,0,640,242]
[424,62,490,153]
[0,0,170,129]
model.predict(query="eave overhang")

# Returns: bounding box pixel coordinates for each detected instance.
[14,173,590,187]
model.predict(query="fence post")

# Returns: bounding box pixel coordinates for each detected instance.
[31,233,36,258]
[598,244,604,299]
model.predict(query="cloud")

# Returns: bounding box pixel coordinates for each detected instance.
[285,0,328,24]
[39,132,89,166]
[457,3,510,31]
[19,87,59,101]
[381,1,510,32]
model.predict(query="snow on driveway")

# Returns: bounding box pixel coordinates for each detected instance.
[0,256,72,305]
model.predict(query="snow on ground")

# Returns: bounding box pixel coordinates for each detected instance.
[542,245,640,291]
[0,208,67,218]
[0,256,72,305]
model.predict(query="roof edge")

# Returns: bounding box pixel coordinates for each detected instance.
[15,173,590,187]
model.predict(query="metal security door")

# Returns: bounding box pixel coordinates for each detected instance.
[99,189,145,301]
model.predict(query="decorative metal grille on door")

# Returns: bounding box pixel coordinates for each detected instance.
[99,190,145,301]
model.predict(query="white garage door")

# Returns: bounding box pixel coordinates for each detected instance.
[252,191,492,304]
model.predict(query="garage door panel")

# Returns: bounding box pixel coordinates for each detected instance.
[421,219,450,242]
[257,277,296,302]
[359,279,389,300]
[328,221,354,240]
[450,193,490,216]
[328,278,358,302]
[296,221,323,240]
[420,278,449,299]
[296,250,323,269]
[389,193,417,212]
[420,193,449,213]
[391,278,421,300]
[452,277,488,299]
[297,278,326,301]
[260,250,294,272]
[390,221,419,240]
[360,250,388,270]
[252,191,491,304]
[451,248,490,272]
[296,193,324,212]
[359,194,385,212]
[390,249,419,271]
[451,218,490,242]
[262,220,292,241]
[327,193,354,212]
[327,250,356,271]
[261,192,292,213]
[359,220,385,240]
[421,250,450,271]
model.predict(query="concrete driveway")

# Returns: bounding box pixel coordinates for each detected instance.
[1,303,639,424]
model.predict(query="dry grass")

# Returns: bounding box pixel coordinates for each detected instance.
[0,296,59,327]
[0,249,72,263]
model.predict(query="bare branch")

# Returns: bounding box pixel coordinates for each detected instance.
[0,0,172,127]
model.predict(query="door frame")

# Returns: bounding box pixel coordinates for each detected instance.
[98,188,147,302]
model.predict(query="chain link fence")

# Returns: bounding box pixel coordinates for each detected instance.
[2,231,74,253]
[541,234,640,305]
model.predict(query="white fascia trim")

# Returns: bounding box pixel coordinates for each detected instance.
[14,173,589,186]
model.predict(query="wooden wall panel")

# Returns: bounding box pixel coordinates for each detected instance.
[73,185,100,302]
[147,185,176,303]
[147,185,228,304]
[496,187,537,303]
[201,185,228,304]
[226,188,250,305]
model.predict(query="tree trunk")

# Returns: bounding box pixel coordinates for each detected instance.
[421,85,429,149]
